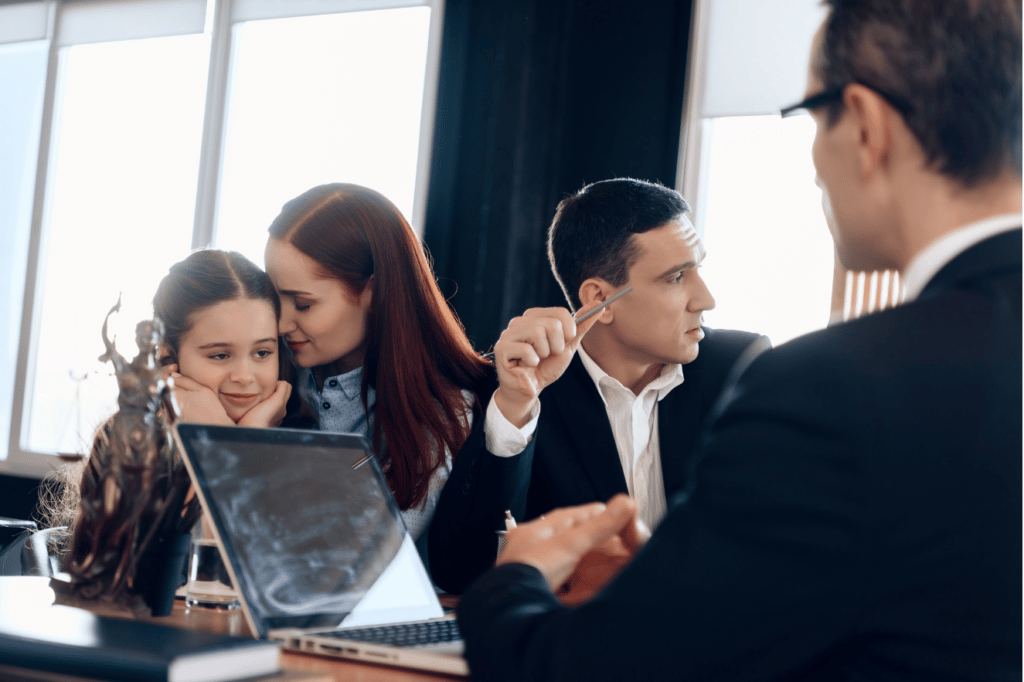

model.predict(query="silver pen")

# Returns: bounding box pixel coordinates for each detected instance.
[573,285,633,323]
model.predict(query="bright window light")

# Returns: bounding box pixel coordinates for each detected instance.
[25,35,208,455]
[0,41,48,462]
[214,7,432,264]
[699,114,835,345]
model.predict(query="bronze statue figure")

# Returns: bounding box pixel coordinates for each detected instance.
[66,297,201,613]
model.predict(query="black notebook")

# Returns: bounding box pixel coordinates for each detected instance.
[0,603,280,682]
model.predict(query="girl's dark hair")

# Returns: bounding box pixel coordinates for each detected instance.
[152,249,280,363]
[268,183,491,510]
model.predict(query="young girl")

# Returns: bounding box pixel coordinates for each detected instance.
[43,249,294,578]
[263,183,492,546]
[155,249,293,427]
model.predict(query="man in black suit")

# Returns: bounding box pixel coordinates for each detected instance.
[430,180,766,593]
[456,0,1022,679]
[507,180,767,528]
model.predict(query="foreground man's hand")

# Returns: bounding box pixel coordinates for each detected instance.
[497,494,650,605]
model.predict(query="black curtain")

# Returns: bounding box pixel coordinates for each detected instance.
[424,0,694,351]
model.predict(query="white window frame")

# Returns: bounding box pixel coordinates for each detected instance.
[3,0,445,477]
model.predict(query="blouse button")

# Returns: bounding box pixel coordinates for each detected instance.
[322,401,331,409]
[328,379,338,387]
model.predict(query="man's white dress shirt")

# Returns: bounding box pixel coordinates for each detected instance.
[484,345,685,530]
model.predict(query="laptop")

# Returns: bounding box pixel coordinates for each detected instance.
[172,423,468,676]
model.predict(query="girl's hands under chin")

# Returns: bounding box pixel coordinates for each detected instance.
[169,372,234,426]
[237,380,293,428]
[161,362,178,380]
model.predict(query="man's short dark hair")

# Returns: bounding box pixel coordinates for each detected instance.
[817,0,1022,186]
[547,178,690,311]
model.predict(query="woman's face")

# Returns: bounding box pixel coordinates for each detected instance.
[264,238,372,375]
[176,298,280,422]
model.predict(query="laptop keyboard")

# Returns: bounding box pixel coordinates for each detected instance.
[323,619,461,647]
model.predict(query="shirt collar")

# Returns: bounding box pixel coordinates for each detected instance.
[577,345,684,402]
[902,213,1022,302]
[300,365,364,399]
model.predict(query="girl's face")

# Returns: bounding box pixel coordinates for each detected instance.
[176,298,280,422]
[264,238,372,375]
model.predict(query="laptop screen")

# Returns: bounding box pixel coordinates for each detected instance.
[174,424,408,636]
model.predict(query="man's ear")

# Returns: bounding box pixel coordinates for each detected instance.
[843,83,895,180]
[578,279,615,323]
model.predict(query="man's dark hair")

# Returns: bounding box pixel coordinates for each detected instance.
[547,178,690,311]
[817,0,1022,186]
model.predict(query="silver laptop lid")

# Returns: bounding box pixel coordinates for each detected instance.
[174,424,411,638]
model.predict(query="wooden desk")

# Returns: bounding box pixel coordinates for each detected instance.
[3,577,463,682]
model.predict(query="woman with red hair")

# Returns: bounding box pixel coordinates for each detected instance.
[264,183,492,556]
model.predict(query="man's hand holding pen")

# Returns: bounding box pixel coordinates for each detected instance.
[491,286,631,429]
[496,494,650,606]
[492,306,597,428]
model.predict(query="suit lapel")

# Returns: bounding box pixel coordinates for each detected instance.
[658,361,702,498]
[545,355,629,501]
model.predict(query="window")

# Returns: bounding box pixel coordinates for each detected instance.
[215,7,432,263]
[698,115,835,344]
[1,0,444,476]
[26,35,207,456]
[678,0,833,345]
[0,39,48,473]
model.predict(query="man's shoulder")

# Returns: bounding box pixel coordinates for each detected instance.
[746,305,916,381]
[701,327,765,347]
[695,327,770,372]
[743,281,1020,392]
[664,328,772,413]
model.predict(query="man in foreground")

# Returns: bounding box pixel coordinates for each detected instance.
[456,0,1022,679]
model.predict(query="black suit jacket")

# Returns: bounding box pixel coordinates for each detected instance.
[429,328,768,593]
[457,230,1023,682]
[524,328,769,519]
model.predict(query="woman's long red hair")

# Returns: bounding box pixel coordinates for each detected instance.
[268,184,490,510]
